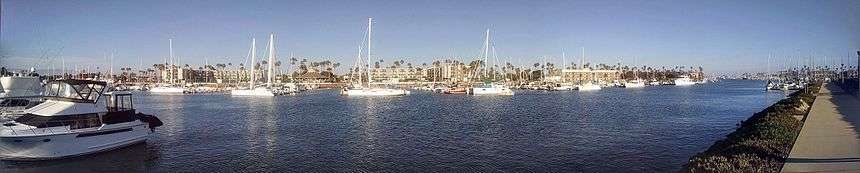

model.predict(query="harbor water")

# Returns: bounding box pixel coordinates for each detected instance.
[1,80,788,172]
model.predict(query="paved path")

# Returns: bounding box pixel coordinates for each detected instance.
[782,83,860,172]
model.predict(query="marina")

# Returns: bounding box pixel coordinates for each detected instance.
[1,80,789,172]
[2,0,858,172]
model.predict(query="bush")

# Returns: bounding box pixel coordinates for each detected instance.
[683,83,821,172]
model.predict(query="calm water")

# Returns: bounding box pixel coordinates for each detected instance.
[1,80,788,172]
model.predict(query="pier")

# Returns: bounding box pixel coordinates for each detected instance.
[781,83,860,172]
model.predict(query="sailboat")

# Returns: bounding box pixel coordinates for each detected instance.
[470,29,514,96]
[150,38,186,94]
[577,47,601,91]
[341,18,410,96]
[231,34,283,96]
[622,56,646,88]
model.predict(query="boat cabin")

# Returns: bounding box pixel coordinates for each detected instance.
[9,80,140,130]
[43,79,107,103]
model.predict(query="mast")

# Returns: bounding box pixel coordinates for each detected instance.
[249,38,257,89]
[110,51,114,80]
[562,51,566,70]
[357,46,363,85]
[491,44,498,80]
[267,33,275,88]
[367,18,373,85]
[581,47,585,69]
[484,29,490,78]
[169,38,174,84]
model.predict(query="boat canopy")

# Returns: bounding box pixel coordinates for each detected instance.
[43,79,107,103]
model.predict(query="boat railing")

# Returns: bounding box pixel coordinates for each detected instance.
[3,119,83,136]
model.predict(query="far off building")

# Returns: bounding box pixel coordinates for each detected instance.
[559,69,621,84]
[368,67,426,83]
[159,68,216,84]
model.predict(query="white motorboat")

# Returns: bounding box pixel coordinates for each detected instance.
[578,82,602,91]
[1,75,46,120]
[0,76,42,97]
[0,79,163,160]
[341,18,410,96]
[673,75,697,86]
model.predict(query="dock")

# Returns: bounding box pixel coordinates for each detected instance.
[781,83,860,172]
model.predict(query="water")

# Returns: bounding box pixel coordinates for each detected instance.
[1,80,788,172]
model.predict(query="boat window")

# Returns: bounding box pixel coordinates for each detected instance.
[44,81,105,103]
[14,113,103,129]
[105,94,134,111]
[102,110,137,124]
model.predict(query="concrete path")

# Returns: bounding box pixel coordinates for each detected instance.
[782,83,860,172]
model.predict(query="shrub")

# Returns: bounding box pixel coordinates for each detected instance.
[683,83,821,172]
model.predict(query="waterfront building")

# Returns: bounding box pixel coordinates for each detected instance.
[369,67,425,83]
[561,69,621,84]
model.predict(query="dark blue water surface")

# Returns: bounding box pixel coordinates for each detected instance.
[1,80,789,172]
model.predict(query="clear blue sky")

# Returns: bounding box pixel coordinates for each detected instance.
[2,0,858,73]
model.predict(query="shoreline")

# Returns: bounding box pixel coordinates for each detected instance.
[682,83,821,172]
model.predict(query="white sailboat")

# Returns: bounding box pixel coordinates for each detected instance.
[231,34,282,96]
[341,18,410,96]
[470,29,513,96]
[622,56,646,88]
[150,38,186,94]
[577,47,601,91]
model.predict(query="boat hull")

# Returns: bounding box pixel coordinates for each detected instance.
[470,87,514,95]
[578,85,602,91]
[230,88,276,96]
[342,88,410,96]
[148,87,185,93]
[0,124,150,160]
[622,82,646,88]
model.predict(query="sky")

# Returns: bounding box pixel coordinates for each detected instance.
[2,0,859,73]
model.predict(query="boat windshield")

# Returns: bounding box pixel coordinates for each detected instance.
[43,80,107,103]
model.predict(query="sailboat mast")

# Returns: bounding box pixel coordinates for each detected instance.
[367,18,373,85]
[634,56,639,79]
[581,47,585,69]
[357,46,363,85]
[169,38,174,84]
[267,33,275,88]
[250,38,257,89]
[484,29,490,78]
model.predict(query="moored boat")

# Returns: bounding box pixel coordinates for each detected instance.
[0,79,162,160]
[673,75,696,86]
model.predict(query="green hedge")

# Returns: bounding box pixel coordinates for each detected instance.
[683,83,821,172]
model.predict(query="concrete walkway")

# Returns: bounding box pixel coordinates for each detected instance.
[782,83,860,172]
